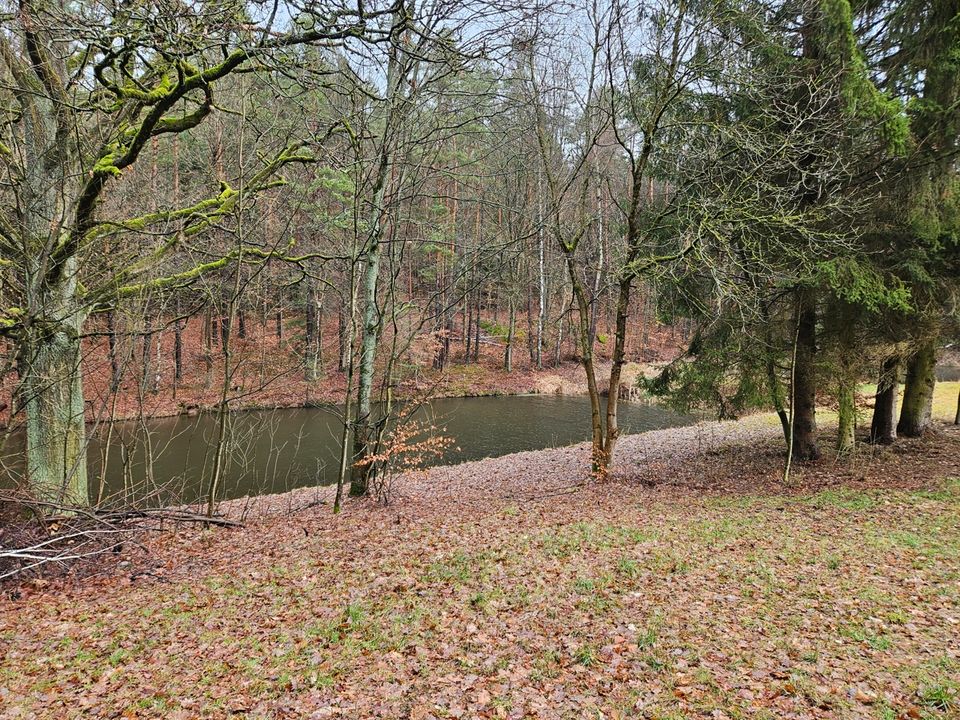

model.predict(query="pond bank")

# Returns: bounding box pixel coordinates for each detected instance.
[74,394,695,506]
[2,418,959,718]
[199,379,959,519]
[57,312,673,426]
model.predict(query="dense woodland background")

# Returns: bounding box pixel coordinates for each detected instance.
[0,0,958,514]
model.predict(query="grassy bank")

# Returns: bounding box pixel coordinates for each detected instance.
[2,415,959,718]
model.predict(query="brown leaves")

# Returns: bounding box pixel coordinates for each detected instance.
[2,424,960,718]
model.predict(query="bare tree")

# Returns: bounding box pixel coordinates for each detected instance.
[0,0,395,506]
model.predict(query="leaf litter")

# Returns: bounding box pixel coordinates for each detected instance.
[1,420,958,719]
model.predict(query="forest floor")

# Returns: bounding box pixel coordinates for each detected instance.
[2,384,959,719]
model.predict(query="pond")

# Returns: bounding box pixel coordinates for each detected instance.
[2,395,695,505]
[936,364,960,382]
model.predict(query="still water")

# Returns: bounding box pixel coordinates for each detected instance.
[936,365,960,382]
[14,395,691,504]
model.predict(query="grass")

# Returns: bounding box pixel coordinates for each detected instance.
[857,380,958,422]
[919,683,959,713]
[573,643,598,667]
[3,430,960,719]
[807,487,878,510]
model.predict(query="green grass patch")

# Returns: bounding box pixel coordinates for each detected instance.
[540,521,658,558]
[807,488,878,511]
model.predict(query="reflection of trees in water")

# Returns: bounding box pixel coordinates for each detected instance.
[23,398,692,507]
[86,409,331,507]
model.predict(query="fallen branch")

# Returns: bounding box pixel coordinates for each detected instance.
[0,493,241,528]
[1,530,126,581]
[95,509,241,528]
[0,495,241,584]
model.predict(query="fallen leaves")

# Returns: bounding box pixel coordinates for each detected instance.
[1,423,959,719]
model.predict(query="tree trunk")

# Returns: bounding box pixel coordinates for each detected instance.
[473,291,481,362]
[350,239,382,496]
[335,273,358,513]
[173,319,184,382]
[554,304,564,367]
[791,288,820,461]
[869,355,898,444]
[562,251,605,474]
[317,292,325,370]
[22,272,88,505]
[202,309,214,390]
[536,176,545,371]
[305,281,319,382]
[107,311,121,391]
[219,313,229,349]
[465,289,473,363]
[441,311,453,371]
[836,380,856,456]
[640,295,650,355]
[602,276,634,473]
[140,329,153,396]
[525,281,535,365]
[897,339,937,437]
[152,331,162,394]
[504,298,515,372]
[350,14,404,497]
[338,303,350,372]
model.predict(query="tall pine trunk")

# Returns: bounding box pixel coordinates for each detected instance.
[473,290,481,362]
[791,288,820,461]
[869,355,898,444]
[465,288,473,363]
[504,297,515,372]
[897,339,937,437]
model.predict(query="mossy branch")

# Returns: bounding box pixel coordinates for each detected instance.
[77,141,312,274]
[114,247,343,299]
[79,186,235,248]
[78,142,318,306]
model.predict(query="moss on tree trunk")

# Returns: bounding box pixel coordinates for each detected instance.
[350,238,382,497]
[836,381,856,456]
[897,340,937,437]
[22,271,88,506]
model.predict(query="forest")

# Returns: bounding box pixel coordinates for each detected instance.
[0,0,959,717]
